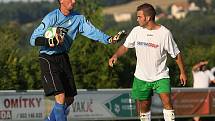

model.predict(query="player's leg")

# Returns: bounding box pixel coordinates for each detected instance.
[43,94,66,121]
[159,93,173,109]
[64,88,76,116]
[131,77,153,121]
[136,100,151,121]
[54,93,67,121]
[61,53,77,116]
[39,53,67,121]
[155,78,175,121]
[160,93,175,121]
[46,93,67,121]
[65,97,74,115]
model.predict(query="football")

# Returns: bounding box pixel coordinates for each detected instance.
[44,27,57,39]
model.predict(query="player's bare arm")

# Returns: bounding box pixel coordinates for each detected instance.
[192,60,208,72]
[109,45,128,67]
[175,53,187,86]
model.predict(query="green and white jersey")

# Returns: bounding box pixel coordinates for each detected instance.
[124,25,180,82]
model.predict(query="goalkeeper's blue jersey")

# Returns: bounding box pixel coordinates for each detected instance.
[30,9,110,55]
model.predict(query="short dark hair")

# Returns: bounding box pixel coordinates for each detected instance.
[137,3,156,21]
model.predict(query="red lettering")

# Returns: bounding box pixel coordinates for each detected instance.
[4,99,10,108]
[11,99,19,108]
[29,98,35,108]
[3,97,42,108]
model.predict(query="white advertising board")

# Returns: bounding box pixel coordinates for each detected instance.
[0,91,45,121]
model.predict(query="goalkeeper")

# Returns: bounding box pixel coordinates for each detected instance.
[29,0,125,121]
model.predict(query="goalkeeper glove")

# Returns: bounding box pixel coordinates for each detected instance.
[44,27,68,47]
[108,30,127,44]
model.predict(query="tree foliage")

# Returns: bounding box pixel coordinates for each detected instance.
[0,2,57,24]
[0,25,41,90]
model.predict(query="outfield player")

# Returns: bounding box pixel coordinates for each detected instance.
[192,60,215,121]
[193,60,215,88]
[109,3,187,121]
[30,0,121,121]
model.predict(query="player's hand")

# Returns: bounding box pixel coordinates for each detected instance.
[108,30,127,44]
[45,27,68,47]
[200,61,208,65]
[55,30,64,45]
[109,55,117,67]
[55,27,67,45]
[180,73,187,86]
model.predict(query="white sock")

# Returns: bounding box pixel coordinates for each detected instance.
[140,111,151,121]
[163,109,175,121]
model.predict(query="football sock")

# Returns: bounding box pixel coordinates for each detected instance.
[54,102,67,121]
[163,109,175,121]
[140,111,151,121]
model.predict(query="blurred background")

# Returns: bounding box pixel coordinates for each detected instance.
[0,0,215,121]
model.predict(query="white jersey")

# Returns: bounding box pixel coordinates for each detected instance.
[124,25,180,82]
[193,70,215,88]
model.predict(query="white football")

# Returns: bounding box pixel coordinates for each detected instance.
[44,27,57,39]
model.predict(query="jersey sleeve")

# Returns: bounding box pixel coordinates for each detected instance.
[78,15,110,44]
[211,67,215,77]
[164,30,180,58]
[123,28,136,48]
[30,14,55,46]
[206,70,215,81]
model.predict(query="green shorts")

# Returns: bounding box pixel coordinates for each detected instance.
[131,77,171,100]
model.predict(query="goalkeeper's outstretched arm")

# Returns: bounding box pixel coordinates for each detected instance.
[108,30,127,44]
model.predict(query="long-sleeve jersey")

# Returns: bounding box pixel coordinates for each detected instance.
[30,9,110,55]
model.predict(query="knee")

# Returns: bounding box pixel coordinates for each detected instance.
[55,93,65,104]
[136,100,151,114]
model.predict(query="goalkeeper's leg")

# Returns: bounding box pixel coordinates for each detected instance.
[46,97,74,121]
[65,97,74,115]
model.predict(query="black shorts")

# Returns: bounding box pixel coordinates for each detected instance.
[39,53,77,97]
